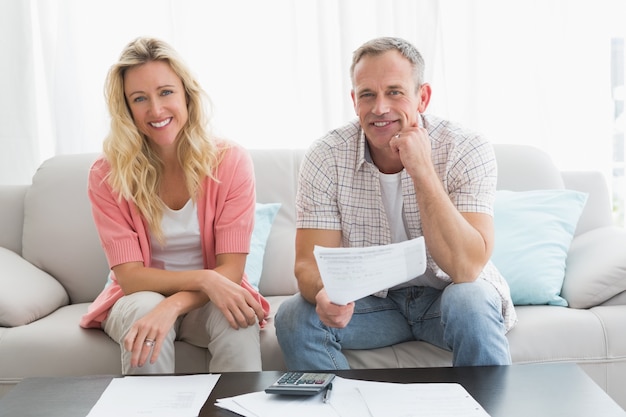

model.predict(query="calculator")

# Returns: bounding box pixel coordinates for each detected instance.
[264,372,335,395]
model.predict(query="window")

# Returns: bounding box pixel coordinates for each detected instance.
[612,37,625,226]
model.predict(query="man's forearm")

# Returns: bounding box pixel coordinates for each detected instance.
[414,176,491,282]
[294,260,324,304]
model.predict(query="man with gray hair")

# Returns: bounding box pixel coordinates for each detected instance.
[275,37,516,370]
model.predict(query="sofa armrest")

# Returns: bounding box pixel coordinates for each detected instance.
[0,185,28,255]
[561,227,626,308]
[0,247,69,327]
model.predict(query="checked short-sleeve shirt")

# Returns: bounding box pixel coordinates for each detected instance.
[296,115,516,331]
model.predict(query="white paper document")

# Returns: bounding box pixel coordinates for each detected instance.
[86,374,220,417]
[314,237,427,305]
[355,381,490,417]
[215,376,491,417]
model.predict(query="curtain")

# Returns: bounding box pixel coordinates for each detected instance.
[1,0,624,186]
[436,0,621,175]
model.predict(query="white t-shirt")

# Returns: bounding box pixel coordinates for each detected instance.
[379,171,408,243]
[379,171,444,289]
[150,199,204,271]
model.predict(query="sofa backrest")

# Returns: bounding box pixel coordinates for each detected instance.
[493,144,613,235]
[249,149,305,296]
[0,185,27,255]
[493,144,565,190]
[561,170,613,234]
[22,153,106,304]
[15,144,613,303]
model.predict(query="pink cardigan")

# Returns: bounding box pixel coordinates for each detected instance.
[80,145,269,329]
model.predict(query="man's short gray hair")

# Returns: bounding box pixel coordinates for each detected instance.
[350,37,425,89]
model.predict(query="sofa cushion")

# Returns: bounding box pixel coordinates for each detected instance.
[245,203,281,290]
[491,189,587,306]
[561,227,626,308]
[0,304,120,378]
[0,247,69,327]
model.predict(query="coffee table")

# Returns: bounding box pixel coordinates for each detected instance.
[0,363,624,417]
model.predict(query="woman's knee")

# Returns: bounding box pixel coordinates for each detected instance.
[120,291,166,316]
[104,291,167,342]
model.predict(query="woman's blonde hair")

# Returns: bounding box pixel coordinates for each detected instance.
[102,37,224,242]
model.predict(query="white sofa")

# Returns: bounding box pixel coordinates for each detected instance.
[1,144,625,408]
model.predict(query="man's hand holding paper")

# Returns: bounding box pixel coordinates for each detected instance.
[313,237,427,305]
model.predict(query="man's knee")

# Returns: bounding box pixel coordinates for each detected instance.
[441,280,502,321]
[275,294,311,333]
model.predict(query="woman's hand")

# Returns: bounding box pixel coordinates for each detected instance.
[199,270,266,329]
[123,299,179,368]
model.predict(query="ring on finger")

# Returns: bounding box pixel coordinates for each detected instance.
[394,133,401,139]
[144,339,155,348]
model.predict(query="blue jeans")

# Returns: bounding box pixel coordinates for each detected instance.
[274,280,511,370]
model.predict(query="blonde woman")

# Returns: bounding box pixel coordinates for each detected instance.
[80,37,268,374]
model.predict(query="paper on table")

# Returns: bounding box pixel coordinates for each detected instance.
[86,374,220,417]
[215,376,373,417]
[216,389,342,417]
[215,376,491,417]
[356,381,491,417]
[314,237,427,305]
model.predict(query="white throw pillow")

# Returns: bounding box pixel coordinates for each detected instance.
[0,247,69,327]
[561,227,626,308]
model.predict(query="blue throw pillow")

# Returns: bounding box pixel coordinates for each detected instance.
[245,203,281,290]
[491,190,588,306]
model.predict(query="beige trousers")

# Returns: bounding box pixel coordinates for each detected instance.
[103,291,262,374]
